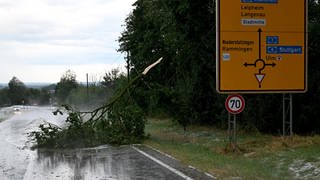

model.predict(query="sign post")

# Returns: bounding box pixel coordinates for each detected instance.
[225,95,245,151]
[216,0,307,93]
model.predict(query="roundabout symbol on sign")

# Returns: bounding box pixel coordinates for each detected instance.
[225,95,245,114]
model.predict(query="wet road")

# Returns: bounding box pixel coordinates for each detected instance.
[0,106,214,180]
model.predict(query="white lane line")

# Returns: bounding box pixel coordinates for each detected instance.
[143,144,178,161]
[132,146,194,180]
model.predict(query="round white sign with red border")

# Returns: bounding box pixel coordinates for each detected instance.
[225,95,245,114]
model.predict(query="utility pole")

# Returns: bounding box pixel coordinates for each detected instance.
[126,51,130,83]
[86,73,89,98]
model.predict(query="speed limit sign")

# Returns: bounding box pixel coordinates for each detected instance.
[225,95,245,114]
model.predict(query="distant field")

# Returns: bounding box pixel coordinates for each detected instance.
[144,118,320,179]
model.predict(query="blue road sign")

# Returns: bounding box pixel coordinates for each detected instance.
[266,46,302,54]
[266,36,279,44]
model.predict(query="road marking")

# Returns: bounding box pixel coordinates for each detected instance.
[143,144,178,161]
[132,146,194,180]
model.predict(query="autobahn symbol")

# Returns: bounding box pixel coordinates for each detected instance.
[225,95,245,114]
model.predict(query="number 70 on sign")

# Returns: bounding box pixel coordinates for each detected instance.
[225,95,245,114]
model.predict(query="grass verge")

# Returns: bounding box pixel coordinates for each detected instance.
[143,118,320,179]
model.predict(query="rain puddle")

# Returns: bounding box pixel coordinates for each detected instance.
[23,144,190,180]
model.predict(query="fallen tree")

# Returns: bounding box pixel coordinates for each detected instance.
[31,58,163,149]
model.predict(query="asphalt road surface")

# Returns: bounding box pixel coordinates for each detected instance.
[0,106,214,180]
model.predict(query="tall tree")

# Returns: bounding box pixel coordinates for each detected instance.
[101,68,123,89]
[55,70,78,103]
[8,77,27,105]
[292,0,320,133]
[119,0,216,125]
[0,88,10,106]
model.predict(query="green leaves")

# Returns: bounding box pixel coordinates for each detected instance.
[118,0,216,127]
[30,61,158,148]
[30,123,61,149]
[32,100,146,149]
[55,70,78,103]
[8,76,27,105]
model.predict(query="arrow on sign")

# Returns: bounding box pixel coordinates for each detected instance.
[265,62,276,67]
[243,28,277,88]
[258,28,262,59]
[243,62,256,67]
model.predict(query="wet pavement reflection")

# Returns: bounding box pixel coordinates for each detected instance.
[27,145,183,180]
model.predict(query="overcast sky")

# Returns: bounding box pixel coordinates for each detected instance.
[0,0,135,83]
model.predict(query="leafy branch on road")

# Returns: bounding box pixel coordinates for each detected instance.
[31,58,163,149]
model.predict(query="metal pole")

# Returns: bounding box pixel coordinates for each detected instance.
[233,114,236,146]
[282,93,285,136]
[282,93,293,137]
[228,113,231,143]
[290,94,293,136]
[86,73,89,98]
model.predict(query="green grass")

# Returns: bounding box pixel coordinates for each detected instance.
[143,118,320,179]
